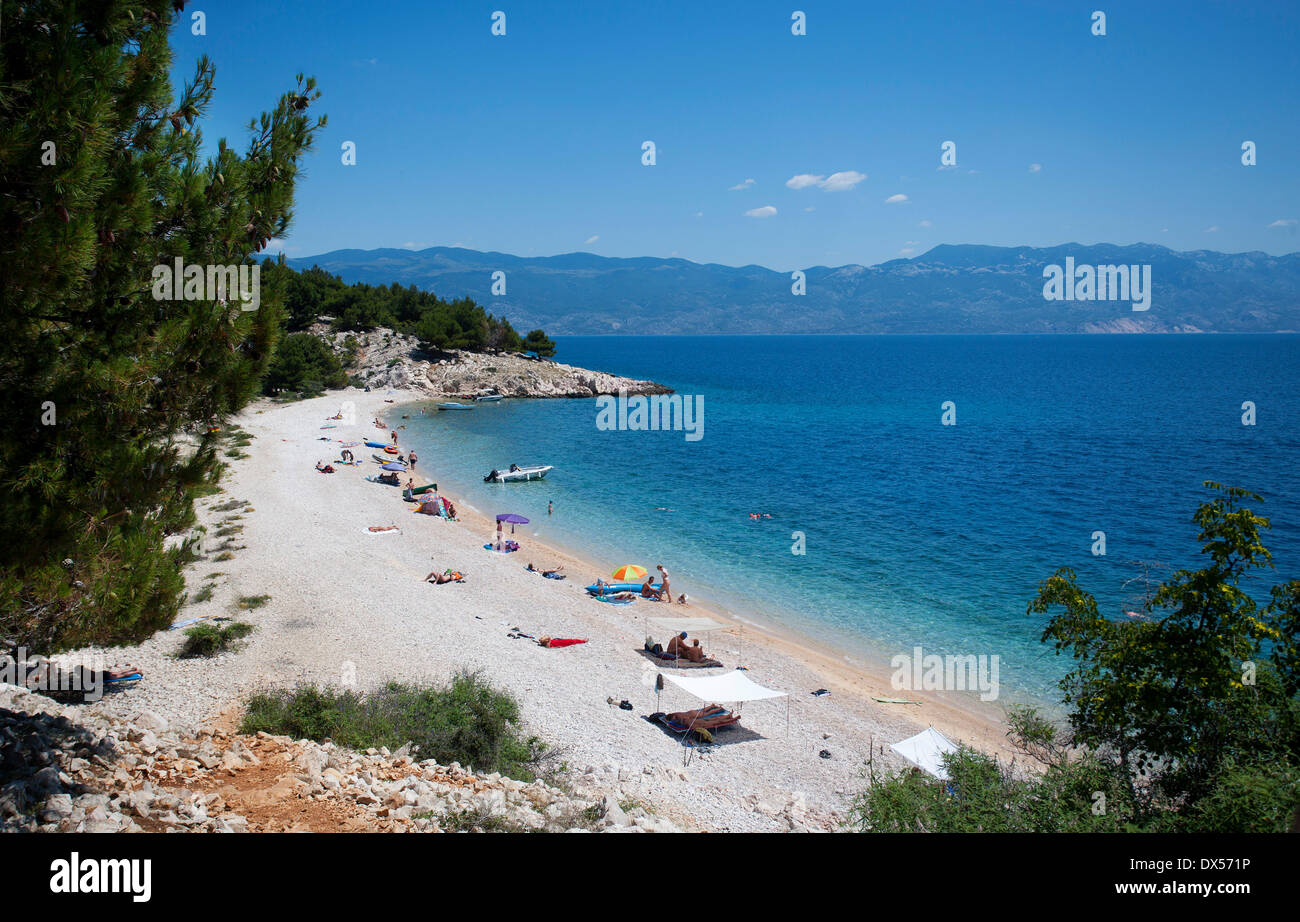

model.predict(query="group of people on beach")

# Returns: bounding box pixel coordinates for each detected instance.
[642,564,687,604]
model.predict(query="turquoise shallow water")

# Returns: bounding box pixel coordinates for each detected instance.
[398,334,1300,708]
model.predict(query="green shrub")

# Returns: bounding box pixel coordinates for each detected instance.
[239,672,551,781]
[179,621,255,658]
[237,594,270,609]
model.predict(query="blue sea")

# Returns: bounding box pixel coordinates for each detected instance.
[401,335,1300,709]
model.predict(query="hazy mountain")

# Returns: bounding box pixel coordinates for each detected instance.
[288,243,1300,335]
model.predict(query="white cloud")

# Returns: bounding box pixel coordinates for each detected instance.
[1268,218,1297,228]
[919,219,932,228]
[1028,163,1042,173]
[786,173,825,190]
[905,240,919,246]
[899,248,916,256]
[1203,225,1219,233]
[729,178,756,191]
[585,235,599,244]
[804,206,815,212]
[400,241,431,250]
[884,193,908,204]
[820,170,866,191]
[694,211,704,217]
[745,205,778,218]
[786,171,866,191]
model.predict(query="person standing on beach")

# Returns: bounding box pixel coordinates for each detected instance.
[657,564,671,601]
[409,450,418,470]
[390,429,398,445]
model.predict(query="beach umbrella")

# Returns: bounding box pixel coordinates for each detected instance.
[381,462,406,471]
[497,512,528,534]
[612,564,648,582]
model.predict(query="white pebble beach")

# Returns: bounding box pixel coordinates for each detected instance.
[69,389,1017,832]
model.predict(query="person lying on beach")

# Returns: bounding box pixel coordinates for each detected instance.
[538,636,587,648]
[665,703,737,730]
[666,632,709,662]
[315,461,335,473]
[424,569,464,584]
[527,563,565,577]
[368,524,399,533]
[640,579,665,600]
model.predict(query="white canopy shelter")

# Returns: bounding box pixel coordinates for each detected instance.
[890,726,959,780]
[648,616,725,634]
[660,669,786,702]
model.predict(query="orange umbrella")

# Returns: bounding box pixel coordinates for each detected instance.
[611,564,647,582]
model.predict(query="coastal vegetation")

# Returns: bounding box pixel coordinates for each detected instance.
[179,621,255,659]
[850,484,1300,832]
[0,2,323,650]
[239,673,553,782]
[262,260,555,359]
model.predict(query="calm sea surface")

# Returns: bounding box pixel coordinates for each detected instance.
[400,334,1300,708]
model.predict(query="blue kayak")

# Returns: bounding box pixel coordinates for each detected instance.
[364,441,390,448]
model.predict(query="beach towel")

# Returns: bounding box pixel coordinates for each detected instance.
[539,638,586,648]
[364,526,401,535]
[593,593,635,605]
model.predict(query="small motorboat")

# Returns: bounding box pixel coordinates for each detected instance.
[373,453,407,465]
[484,464,553,483]
[475,394,504,403]
[437,402,475,411]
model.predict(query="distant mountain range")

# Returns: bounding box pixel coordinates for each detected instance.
[287,243,1300,335]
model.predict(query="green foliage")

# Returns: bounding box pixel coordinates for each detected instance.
[0,2,324,650]
[259,261,542,356]
[179,620,255,658]
[239,672,551,781]
[261,333,347,396]
[523,329,557,358]
[850,484,1299,832]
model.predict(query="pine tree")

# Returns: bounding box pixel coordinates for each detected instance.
[0,1,325,649]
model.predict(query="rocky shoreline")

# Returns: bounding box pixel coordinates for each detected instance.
[0,683,681,833]
[313,325,671,398]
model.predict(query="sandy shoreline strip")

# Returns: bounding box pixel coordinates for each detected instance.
[76,388,1017,832]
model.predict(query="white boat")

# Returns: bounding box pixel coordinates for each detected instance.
[484,464,553,483]
[475,394,504,403]
[437,402,475,411]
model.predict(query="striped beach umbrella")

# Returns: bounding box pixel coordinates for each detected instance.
[611,564,647,582]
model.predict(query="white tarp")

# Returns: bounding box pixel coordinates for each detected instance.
[890,726,959,780]
[648,617,725,634]
[660,670,786,702]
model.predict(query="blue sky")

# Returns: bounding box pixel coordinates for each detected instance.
[173,0,1299,271]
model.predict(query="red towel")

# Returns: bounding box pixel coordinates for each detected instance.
[544,638,587,648]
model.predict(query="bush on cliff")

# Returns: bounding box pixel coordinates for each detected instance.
[240,672,551,781]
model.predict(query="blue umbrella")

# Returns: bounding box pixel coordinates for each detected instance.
[381,462,406,472]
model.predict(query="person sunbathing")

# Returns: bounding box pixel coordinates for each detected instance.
[424,568,463,584]
[527,563,565,577]
[666,632,708,662]
[640,580,664,600]
[666,703,737,730]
